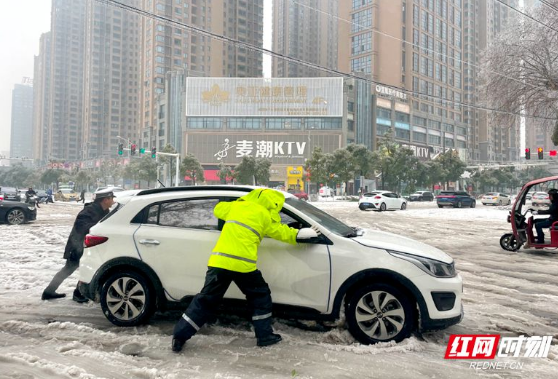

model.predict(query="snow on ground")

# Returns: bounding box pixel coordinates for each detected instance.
[0,200,557,378]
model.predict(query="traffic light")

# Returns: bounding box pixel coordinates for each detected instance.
[131,144,137,156]
[538,147,544,159]
[118,143,123,156]
[140,148,145,155]
[525,148,530,160]
[151,147,157,158]
[550,150,557,157]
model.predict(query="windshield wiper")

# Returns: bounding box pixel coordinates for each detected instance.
[345,226,362,238]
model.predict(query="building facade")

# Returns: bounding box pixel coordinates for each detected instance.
[10,84,34,159]
[32,32,52,163]
[273,0,340,77]
[150,76,367,188]
[82,0,142,159]
[141,0,265,142]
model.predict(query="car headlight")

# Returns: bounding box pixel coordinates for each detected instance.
[388,250,456,278]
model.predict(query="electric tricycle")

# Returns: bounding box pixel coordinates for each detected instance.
[500,176,558,252]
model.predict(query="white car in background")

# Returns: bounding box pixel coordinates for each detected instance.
[78,186,462,345]
[358,190,407,211]
[481,192,511,206]
[531,192,551,208]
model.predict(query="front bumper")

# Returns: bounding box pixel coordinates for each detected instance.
[421,304,464,331]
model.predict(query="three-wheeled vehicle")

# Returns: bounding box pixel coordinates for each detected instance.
[500,176,558,252]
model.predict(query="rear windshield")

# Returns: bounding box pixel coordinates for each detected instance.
[363,192,379,196]
[486,192,497,196]
[100,203,124,223]
[440,191,456,195]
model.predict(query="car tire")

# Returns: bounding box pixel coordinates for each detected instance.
[438,204,443,208]
[359,204,367,211]
[454,201,462,208]
[400,202,407,210]
[6,209,26,225]
[379,203,387,212]
[470,201,476,208]
[498,200,503,206]
[100,270,155,327]
[346,283,415,345]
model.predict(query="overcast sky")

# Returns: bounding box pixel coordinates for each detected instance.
[0,1,271,155]
[0,1,52,152]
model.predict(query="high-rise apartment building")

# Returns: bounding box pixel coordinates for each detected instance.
[141,0,264,138]
[82,0,142,158]
[463,0,519,163]
[10,84,34,159]
[33,32,52,163]
[272,0,340,77]
[47,0,87,161]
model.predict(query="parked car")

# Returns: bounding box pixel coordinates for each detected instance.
[55,188,79,202]
[531,191,551,207]
[0,186,22,202]
[358,190,407,211]
[78,186,462,345]
[0,197,37,225]
[35,190,50,203]
[409,191,434,202]
[288,189,308,201]
[481,192,511,206]
[436,191,476,208]
[526,191,535,201]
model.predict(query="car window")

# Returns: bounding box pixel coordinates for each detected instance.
[363,192,377,197]
[147,199,219,230]
[284,197,353,237]
[440,191,455,195]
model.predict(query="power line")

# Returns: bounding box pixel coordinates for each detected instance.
[494,0,558,34]
[539,0,558,14]
[288,0,545,93]
[95,0,558,122]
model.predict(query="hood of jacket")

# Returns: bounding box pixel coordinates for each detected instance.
[239,188,285,222]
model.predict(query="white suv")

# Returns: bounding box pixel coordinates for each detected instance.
[79,186,463,345]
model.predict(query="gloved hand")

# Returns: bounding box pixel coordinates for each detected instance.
[297,227,318,239]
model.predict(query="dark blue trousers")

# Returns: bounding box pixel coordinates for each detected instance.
[173,267,275,342]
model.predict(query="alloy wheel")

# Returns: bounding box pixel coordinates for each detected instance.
[7,209,25,225]
[106,276,146,321]
[354,290,406,341]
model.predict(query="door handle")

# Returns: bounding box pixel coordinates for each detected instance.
[139,239,160,245]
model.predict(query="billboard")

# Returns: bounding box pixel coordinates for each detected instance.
[185,77,344,117]
[185,133,342,165]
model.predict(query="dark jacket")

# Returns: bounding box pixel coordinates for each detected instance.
[537,199,558,222]
[63,202,109,261]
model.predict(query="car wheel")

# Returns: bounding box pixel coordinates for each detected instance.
[346,283,415,345]
[359,204,367,211]
[400,202,407,210]
[100,271,155,327]
[6,209,26,225]
[470,200,476,208]
[498,200,503,206]
[438,204,443,208]
[454,201,462,208]
[500,233,520,251]
[380,203,387,212]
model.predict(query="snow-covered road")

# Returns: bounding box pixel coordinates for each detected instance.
[0,200,556,378]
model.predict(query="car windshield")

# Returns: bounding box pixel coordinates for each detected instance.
[284,197,354,237]
[440,191,456,195]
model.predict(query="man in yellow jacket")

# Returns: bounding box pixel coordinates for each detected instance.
[172,188,319,352]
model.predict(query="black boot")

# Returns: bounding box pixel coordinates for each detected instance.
[72,288,89,303]
[172,338,186,352]
[257,333,282,347]
[42,291,66,300]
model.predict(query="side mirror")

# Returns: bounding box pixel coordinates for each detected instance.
[296,228,318,240]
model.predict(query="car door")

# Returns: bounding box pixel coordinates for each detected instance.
[383,192,396,209]
[133,197,222,301]
[219,198,332,312]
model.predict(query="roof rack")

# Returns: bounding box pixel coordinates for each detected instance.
[136,185,258,197]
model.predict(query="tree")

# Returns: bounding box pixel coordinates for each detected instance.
[180,153,205,185]
[304,147,332,187]
[329,148,355,194]
[479,2,558,141]
[74,171,91,191]
[158,144,179,186]
[217,161,233,184]
[233,156,257,185]
[138,156,158,187]
[1,165,34,188]
[346,143,374,178]
[371,132,418,192]
[41,168,65,188]
[435,150,466,189]
[254,158,272,186]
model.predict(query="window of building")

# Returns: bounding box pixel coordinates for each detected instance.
[306,118,342,130]
[265,118,302,130]
[429,134,441,145]
[413,131,427,143]
[352,9,372,32]
[187,117,222,129]
[377,108,392,126]
[228,118,261,129]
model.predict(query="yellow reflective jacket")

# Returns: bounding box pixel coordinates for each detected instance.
[208,188,298,273]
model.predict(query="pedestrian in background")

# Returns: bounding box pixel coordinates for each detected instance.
[42,189,115,302]
[172,188,320,352]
